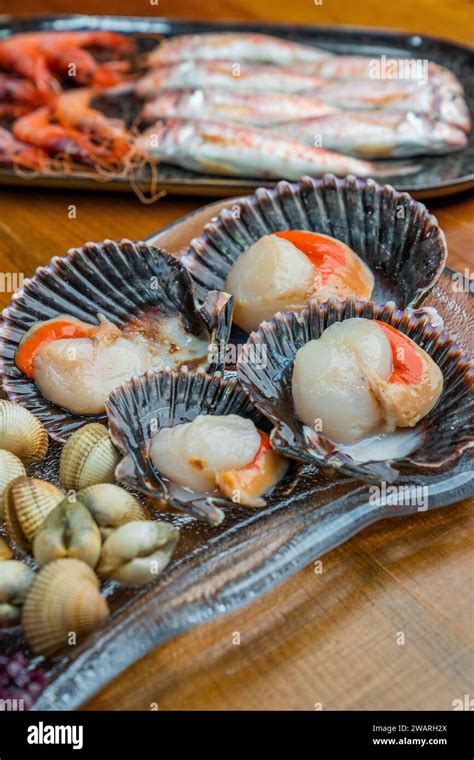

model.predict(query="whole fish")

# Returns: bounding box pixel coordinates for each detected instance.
[305,80,471,131]
[135,119,413,180]
[140,89,338,126]
[146,32,332,67]
[270,111,468,157]
[135,61,325,98]
[297,55,464,95]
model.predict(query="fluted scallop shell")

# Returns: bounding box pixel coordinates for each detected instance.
[0,240,233,442]
[97,520,179,585]
[22,558,109,657]
[0,401,48,462]
[0,559,35,625]
[237,298,473,483]
[33,499,102,568]
[4,477,65,548]
[182,175,447,310]
[0,449,26,519]
[60,423,120,492]
[77,484,149,539]
[106,368,260,526]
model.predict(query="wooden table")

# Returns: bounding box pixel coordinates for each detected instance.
[0,1,472,711]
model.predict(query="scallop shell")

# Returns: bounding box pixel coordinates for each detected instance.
[237,297,473,483]
[4,477,65,548]
[33,498,102,568]
[21,558,109,657]
[0,559,35,626]
[0,449,26,519]
[182,175,447,311]
[77,484,149,539]
[106,368,260,526]
[60,423,120,492]
[0,240,233,442]
[0,401,48,462]
[97,520,179,585]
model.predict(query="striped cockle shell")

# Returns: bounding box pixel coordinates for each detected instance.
[22,558,109,656]
[77,484,149,539]
[0,449,26,519]
[32,499,102,568]
[4,477,65,549]
[59,423,120,492]
[0,401,48,463]
[97,520,179,584]
[0,559,35,626]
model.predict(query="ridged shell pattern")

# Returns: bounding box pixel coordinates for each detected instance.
[0,240,232,441]
[106,368,257,525]
[182,175,448,309]
[237,297,473,483]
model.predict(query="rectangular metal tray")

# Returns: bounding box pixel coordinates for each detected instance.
[0,14,472,199]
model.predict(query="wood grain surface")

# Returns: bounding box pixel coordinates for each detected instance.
[0,0,472,711]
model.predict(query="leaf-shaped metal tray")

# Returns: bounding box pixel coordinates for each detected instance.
[1,198,472,711]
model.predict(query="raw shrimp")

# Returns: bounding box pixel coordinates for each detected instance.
[13,89,132,168]
[270,111,468,158]
[135,118,397,180]
[146,32,332,67]
[54,88,132,161]
[136,61,325,98]
[37,30,133,88]
[0,30,133,95]
[0,74,47,108]
[140,88,338,126]
[0,126,49,170]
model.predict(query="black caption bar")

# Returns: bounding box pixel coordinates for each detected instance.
[0,710,471,757]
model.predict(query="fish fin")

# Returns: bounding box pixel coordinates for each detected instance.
[369,160,422,177]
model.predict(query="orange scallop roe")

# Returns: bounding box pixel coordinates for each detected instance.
[16,320,93,379]
[375,321,423,385]
[274,230,346,284]
[237,430,271,477]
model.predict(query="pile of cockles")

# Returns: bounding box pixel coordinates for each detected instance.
[0,403,178,658]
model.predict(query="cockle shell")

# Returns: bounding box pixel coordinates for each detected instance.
[77,484,149,539]
[0,559,35,626]
[33,499,102,568]
[22,558,110,657]
[97,521,179,585]
[0,449,26,519]
[0,401,48,463]
[60,423,120,492]
[4,477,65,549]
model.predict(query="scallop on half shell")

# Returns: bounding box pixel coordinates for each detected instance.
[106,368,289,526]
[182,175,447,321]
[237,298,473,483]
[0,240,233,441]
